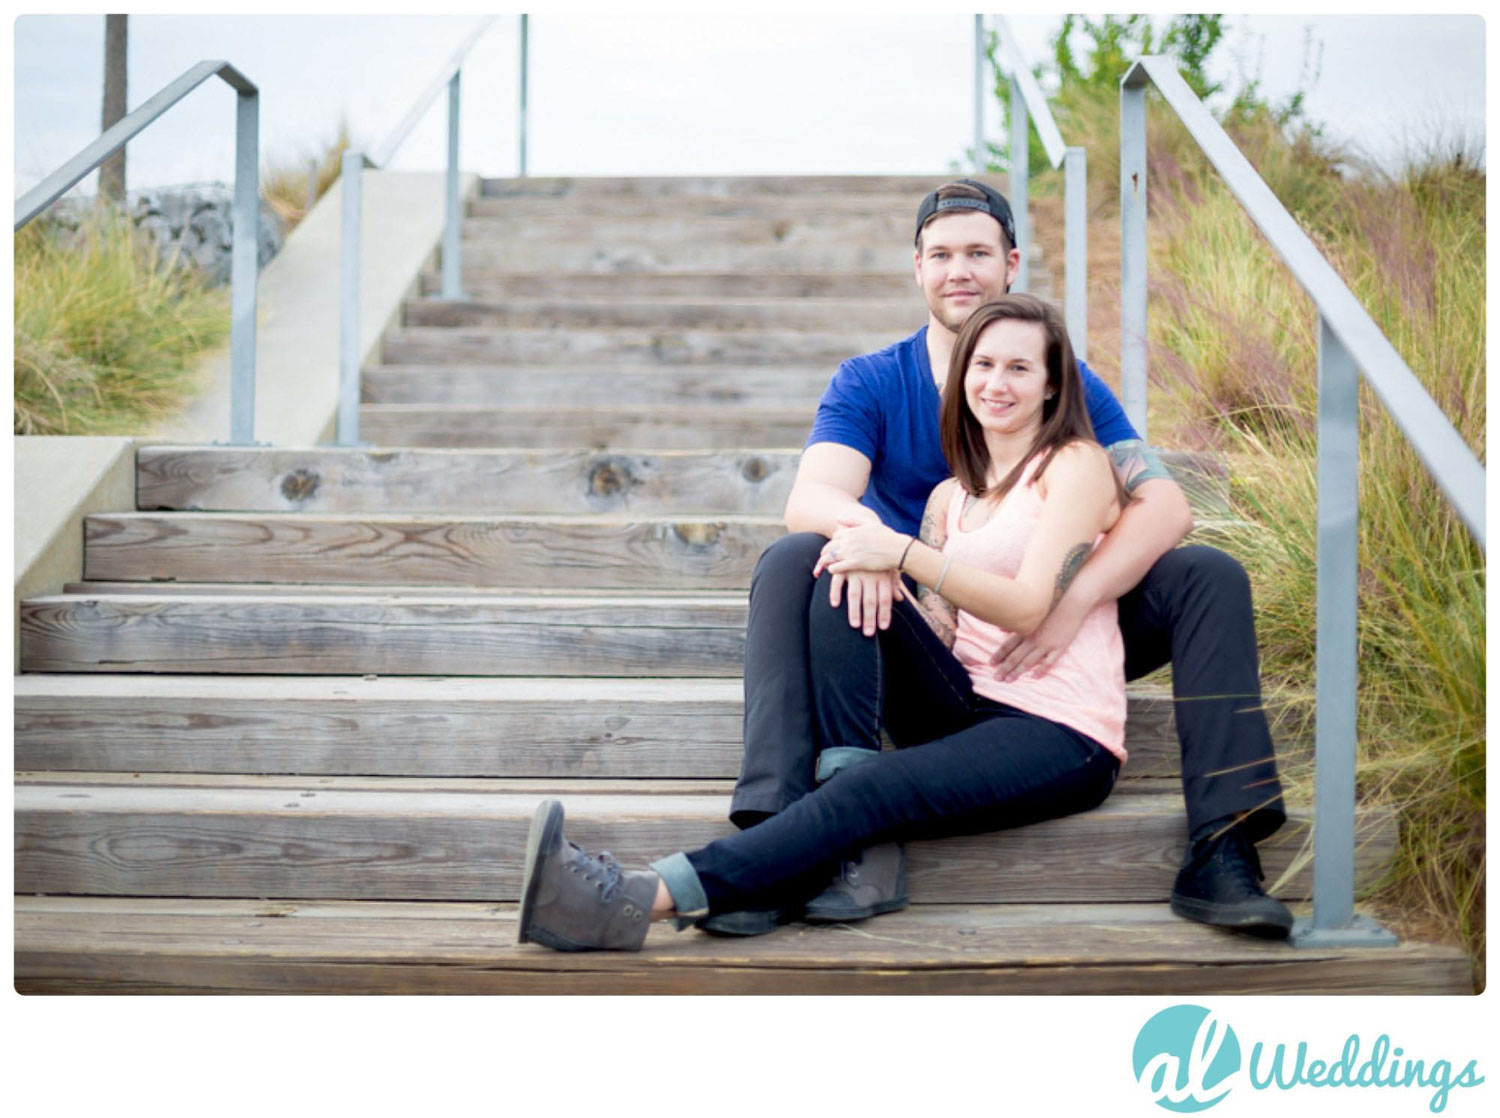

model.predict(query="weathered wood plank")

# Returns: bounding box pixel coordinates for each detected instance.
[467,193,919,219]
[137,447,798,515]
[13,778,1393,903]
[85,513,785,590]
[14,676,1196,779]
[14,898,1472,995]
[19,592,748,676]
[358,406,814,450]
[60,582,740,598]
[459,214,912,244]
[363,365,833,406]
[135,448,1222,517]
[379,326,891,366]
[413,240,922,272]
[402,296,920,332]
[479,174,977,198]
[420,271,916,299]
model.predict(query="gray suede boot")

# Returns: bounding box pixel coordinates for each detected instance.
[802,841,909,923]
[517,800,659,951]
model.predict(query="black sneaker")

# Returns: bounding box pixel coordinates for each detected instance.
[1170,828,1294,938]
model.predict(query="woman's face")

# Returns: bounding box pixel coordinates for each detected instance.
[963,318,1052,439]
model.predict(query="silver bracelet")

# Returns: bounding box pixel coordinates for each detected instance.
[933,553,953,595]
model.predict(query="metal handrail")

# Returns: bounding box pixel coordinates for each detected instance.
[983,15,1090,362]
[1120,55,1486,949]
[15,60,261,445]
[338,16,496,446]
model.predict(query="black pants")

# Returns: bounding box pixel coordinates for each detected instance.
[687,589,1120,913]
[731,533,1286,844]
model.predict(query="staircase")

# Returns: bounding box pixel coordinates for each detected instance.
[14,174,1470,994]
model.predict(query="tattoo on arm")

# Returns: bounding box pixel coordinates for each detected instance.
[914,482,958,648]
[914,594,957,648]
[1107,438,1172,496]
[1053,543,1093,607]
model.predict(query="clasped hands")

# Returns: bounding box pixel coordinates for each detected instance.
[809,519,1084,682]
[810,520,910,637]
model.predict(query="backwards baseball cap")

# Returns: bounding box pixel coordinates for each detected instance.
[914,179,1017,250]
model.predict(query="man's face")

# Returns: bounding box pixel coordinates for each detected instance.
[913,210,1021,334]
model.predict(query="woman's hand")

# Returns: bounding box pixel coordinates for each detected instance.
[813,520,911,577]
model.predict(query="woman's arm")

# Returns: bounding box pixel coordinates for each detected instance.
[820,442,1121,636]
[911,479,959,648]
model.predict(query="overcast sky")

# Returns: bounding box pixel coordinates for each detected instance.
[8,10,1489,200]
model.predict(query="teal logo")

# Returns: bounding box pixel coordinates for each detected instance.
[1132,1004,1486,1113]
[1132,1004,1241,1111]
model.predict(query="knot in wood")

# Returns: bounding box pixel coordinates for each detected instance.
[741,456,769,483]
[672,522,722,549]
[280,468,320,504]
[588,456,635,498]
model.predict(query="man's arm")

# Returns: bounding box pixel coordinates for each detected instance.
[785,442,905,634]
[989,439,1193,681]
[783,442,880,536]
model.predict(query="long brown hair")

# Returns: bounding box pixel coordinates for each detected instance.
[940,294,1126,506]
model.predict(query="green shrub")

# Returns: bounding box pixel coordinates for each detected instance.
[14,208,229,435]
[982,16,1486,982]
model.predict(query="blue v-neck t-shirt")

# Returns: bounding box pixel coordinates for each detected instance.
[807,326,1139,538]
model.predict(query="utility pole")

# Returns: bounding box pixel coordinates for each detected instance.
[99,14,128,203]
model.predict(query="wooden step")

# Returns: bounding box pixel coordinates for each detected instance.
[467,193,922,220]
[420,271,919,299]
[479,174,991,198]
[363,364,833,407]
[136,448,1223,516]
[19,591,748,676]
[13,676,1201,780]
[379,325,893,366]
[138,447,796,515]
[84,513,784,590]
[15,896,1470,995]
[424,240,916,272]
[459,213,911,244]
[12,775,1392,904]
[402,296,921,332]
[359,405,814,450]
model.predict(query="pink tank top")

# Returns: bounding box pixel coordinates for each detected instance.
[942,457,1128,761]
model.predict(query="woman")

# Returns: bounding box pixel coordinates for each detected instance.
[517,294,1133,952]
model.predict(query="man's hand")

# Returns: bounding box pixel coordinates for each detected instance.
[827,569,907,636]
[989,591,1088,681]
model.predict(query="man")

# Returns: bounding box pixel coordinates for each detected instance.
[709,179,1292,939]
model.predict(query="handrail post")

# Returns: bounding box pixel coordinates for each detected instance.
[1063,146,1087,362]
[519,14,530,177]
[228,83,260,445]
[443,70,464,299]
[1009,73,1029,292]
[973,15,986,172]
[1119,71,1148,440]
[1293,319,1398,947]
[337,149,364,446]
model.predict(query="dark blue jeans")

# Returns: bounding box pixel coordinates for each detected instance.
[732,532,1285,844]
[685,578,1120,914]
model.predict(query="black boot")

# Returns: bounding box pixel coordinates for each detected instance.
[1170,827,1294,938]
